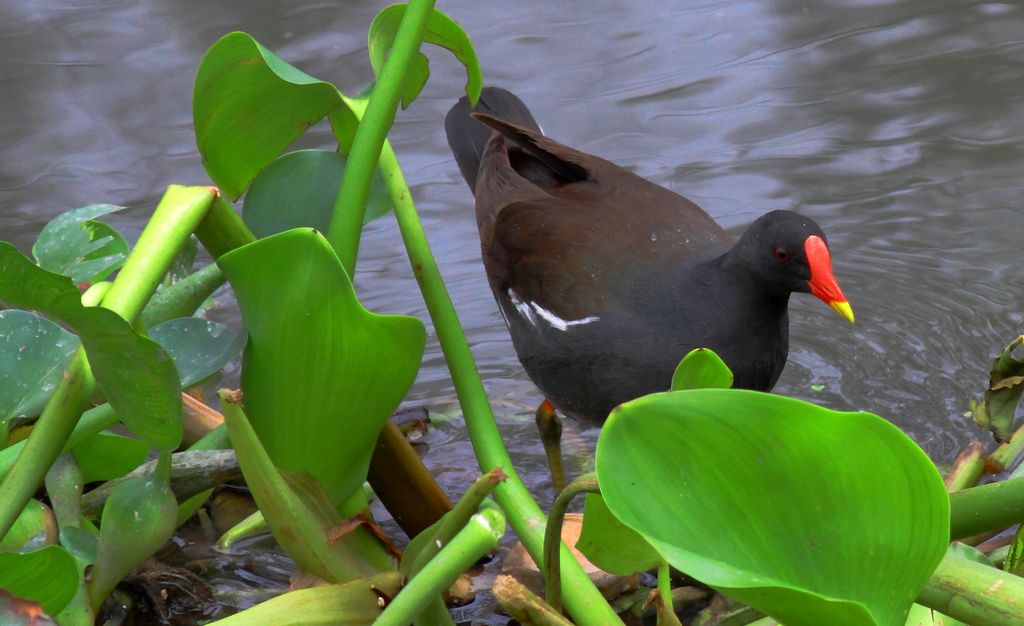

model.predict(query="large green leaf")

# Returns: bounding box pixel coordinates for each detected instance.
[242,149,392,238]
[367,5,482,109]
[32,204,127,285]
[0,310,80,439]
[596,389,949,626]
[0,499,54,552]
[0,243,182,449]
[193,32,359,199]
[0,546,78,617]
[218,228,424,503]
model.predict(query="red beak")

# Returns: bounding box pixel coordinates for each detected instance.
[804,235,854,323]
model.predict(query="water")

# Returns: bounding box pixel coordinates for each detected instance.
[2,0,1023,619]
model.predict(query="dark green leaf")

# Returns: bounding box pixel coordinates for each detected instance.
[243,150,393,239]
[0,310,80,438]
[88,470,177,606]
[218,228,424,503]
[368,5,482,108]
[577,492,660,576]
[973,335,1024,443]
[0,546,78,617]
[671,348,734,391]
[193,32,359,199]
[32,204,127,284]
[596,389,949,626]
[0,243,182,450]
[71,432,149,484]
[149,317,246,388]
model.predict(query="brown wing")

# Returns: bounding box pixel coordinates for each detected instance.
[473,115,732,319]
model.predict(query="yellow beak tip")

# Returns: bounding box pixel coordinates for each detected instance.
[829,301,855,324]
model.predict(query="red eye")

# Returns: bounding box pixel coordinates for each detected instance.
[773,246,790,262]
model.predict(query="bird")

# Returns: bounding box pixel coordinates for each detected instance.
[445,87,852,481]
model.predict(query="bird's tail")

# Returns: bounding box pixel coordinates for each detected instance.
[444,87,541,192]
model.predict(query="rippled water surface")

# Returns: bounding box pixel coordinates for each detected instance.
[3,0,1024,619]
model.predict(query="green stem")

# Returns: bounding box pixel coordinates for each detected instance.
[950,476,1024,539]
[217,510,269,549]
[409,468,505,575]
[376,508,504,626]
[327,0,435,273]
[543,473,600,612]
[0,350,94,539]
[383,136,623,624]
[944,441,985,492]
[141,262,226,328]
[194,193,256,259]
[101,185,217,322]
[657,560,682,626]
[0,404,117,482]
[918,547,1024,625]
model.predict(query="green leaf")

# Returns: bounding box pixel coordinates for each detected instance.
[0,310,80,439]
[193,32,359,199]
[218,228,425,503]
[0,499,55,552]
[596,389,949,626]
[368,5,482,109]
[577,492,660,576]
[71,432,149,484]
[972,335,1024,443]
[0,546,78,617]
[904,603,966,626]
[243,149,393,239]
[88,469,178,607]
[206,572,401,626]
[0,243,182,449]
[218,390,390,582]
[149,317,246,388]
[32,204,127,285]
[670,348,734,391]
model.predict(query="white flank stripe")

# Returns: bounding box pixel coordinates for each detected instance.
[507,289,599,332]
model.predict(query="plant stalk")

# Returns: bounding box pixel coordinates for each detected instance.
[918,547,1024,625]
[383,135,624,624]
[950,476,1024,539]
[543,473,600,612]
[326,0,435,273]
[375,508,504,626]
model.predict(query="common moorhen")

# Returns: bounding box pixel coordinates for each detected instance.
[446,87,853,424]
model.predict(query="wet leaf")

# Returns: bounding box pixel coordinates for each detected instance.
[32,204,127,285]
[71,432,149,484]
[193,32,360,199]
[0,546,78,617]
[88,469,178,607]
[973,335,1024,443]
[0,310,80,440]
[596,389,948,626]
[243,149,393,238]
[577,492,660,576]
[0,499,56,552]
[149,317,246,388]
[0,243,182,449]
[218,228,424,504]
[368,5,482,109]
[670,347,733,391]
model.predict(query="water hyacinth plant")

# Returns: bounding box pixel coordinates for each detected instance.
[2,3,1024,625]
